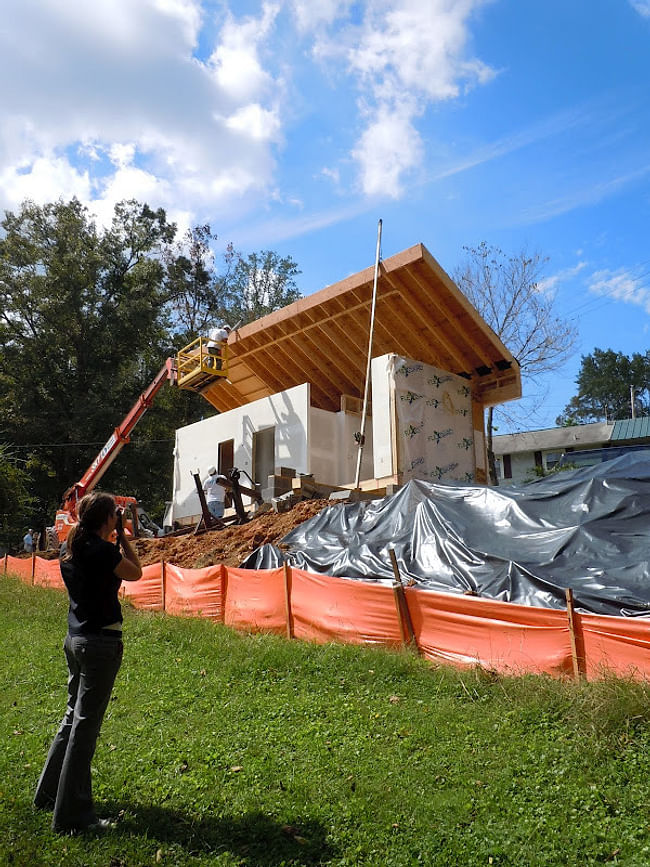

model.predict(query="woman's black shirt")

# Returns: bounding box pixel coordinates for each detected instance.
[60,536,122,635]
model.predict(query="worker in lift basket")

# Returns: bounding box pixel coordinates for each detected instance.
[203,466,226,519]
[205,324,231,370]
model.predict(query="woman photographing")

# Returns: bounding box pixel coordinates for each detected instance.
[34,491,142,834]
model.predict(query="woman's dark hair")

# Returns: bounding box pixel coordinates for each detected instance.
[63,492,116,561]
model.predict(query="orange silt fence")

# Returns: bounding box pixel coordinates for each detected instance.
[34,557,65,591]
[5,552,650,680]
[407,588,575,677]
[290,569,404,648]
[164,563,223,621]
[224,566,287,634]
[580,614,650,680]
[6,555,34,584]
[121,562,165,611]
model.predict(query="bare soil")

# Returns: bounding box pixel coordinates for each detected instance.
[133,499,332,568]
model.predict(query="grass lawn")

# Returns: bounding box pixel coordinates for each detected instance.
[2,573,650,866]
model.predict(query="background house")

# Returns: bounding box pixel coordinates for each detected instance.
[169,243,522,523]
[493,418,650,485]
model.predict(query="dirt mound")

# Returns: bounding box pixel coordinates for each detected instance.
[133,499,332,569]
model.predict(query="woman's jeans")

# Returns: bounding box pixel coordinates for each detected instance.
[34,632,123,831]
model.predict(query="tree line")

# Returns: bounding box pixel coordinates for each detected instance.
[0,198,300,549]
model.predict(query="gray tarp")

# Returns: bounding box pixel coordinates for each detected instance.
[242,452,650,617]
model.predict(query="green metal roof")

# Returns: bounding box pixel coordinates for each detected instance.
[611,417,650,441]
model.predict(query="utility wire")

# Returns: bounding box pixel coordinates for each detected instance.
[5,439,175,449]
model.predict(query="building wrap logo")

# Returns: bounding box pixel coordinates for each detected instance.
[428,374,453,388]
[458,384,472,398]
[458,437,474,451]
[409,457,425,471]
[397,363,424,377]
[427,428,453,444]
[404,423,424,439]
[431,462,460,480]
[425,397,440,408]
[400,390,423,405]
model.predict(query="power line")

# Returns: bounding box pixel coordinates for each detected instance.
[5,439,175,449]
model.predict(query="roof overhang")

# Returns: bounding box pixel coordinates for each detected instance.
[198,243,522,414]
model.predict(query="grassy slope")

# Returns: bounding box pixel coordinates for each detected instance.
[2,574,650,867]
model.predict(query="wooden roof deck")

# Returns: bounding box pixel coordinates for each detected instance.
[197,243,522,413]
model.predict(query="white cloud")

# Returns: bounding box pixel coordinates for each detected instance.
[537,261,588,295]
[351,102,423,197]
[0,0,282,223]
[588,268,650,314]
[226,104,281,141]
[109,143,137,169]
[630,0,650,18]
[0,156,92,208]
[0,0,499,228]
[321,166,341,185]
[211,3,279,103]
[305,0,495,196]
[290,0,353,33]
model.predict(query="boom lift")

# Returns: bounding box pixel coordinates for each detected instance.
[53,336,230,543]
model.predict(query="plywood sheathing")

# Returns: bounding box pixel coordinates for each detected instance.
[198,243,521,413]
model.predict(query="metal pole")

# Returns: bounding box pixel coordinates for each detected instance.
[630,384,636,420]
[354,219,383,489]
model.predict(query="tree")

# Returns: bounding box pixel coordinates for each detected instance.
[454,242,577,485]
[0,198,176,523]
[164,237,301,337]
[0,445,33,552]
[220,250,301,326]
[164,225,225,339]
[557,348,650,425]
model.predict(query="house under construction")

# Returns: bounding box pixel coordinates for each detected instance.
[169,242,521,524]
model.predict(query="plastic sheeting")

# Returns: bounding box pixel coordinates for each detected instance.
[242,452,650,617]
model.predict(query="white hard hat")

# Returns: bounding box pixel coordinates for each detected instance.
[208,466,216,475]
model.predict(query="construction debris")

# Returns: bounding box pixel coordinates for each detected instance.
[133,498,332,569]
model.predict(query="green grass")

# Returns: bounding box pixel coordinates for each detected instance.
[2,573,650,867]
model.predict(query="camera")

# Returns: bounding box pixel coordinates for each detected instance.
[115,509,124,537]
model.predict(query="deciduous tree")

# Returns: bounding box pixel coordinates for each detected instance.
[0,198,176,522]
[454,242,577,484]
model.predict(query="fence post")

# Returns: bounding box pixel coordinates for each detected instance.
[3,553,7,576]
[388,548,419,655]
[31,552,36,586]
[161,560,166,612]
[565,588,585,680]
[283,561,294,640]
[221,565,228,625]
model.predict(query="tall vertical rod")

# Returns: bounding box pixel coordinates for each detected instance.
[630,384,636,420]
[354,218,383,489]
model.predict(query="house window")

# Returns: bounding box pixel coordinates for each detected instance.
[503,454,512,479]
[534,451,543,468]
[545,451,562,470]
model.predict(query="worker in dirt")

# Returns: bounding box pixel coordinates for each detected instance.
[203,466,227,519]
[23,528,34,553]
[34,492,142,834]
[205,323,231,370]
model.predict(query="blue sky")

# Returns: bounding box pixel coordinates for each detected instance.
[2,0,650,432]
